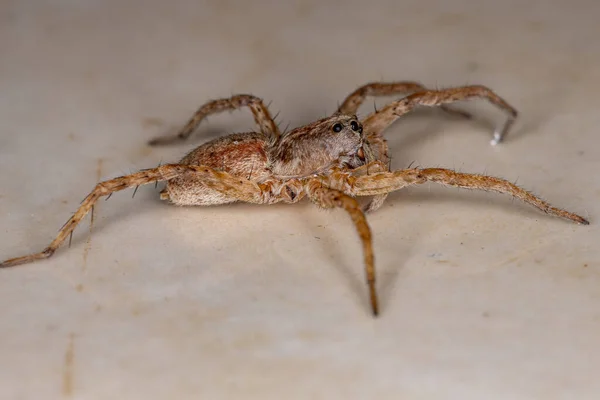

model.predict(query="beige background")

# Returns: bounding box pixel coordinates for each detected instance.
[1,0,599,399]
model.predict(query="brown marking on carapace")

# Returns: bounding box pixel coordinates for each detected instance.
[62,333,75,397]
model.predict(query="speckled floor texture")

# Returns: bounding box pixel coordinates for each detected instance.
[1,1,599,399]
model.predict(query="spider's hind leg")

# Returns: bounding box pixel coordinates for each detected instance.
[0,165,266,268]
[149,94,280,146]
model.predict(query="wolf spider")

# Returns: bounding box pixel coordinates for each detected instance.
[0,81,589,316]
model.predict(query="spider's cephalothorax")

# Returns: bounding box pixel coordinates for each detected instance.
[268,114,375,176]
[0,82,589,316]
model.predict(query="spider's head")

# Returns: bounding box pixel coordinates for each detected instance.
[269,114,375,176]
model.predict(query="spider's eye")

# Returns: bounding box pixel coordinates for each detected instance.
[332,123,343,133]
[350,121,360,131]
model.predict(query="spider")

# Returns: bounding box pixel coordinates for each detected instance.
[0,81,589,316]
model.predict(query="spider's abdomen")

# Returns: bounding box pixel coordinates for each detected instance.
[163,132,271,206]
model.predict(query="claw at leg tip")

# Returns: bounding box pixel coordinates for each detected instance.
[490,132,502,146]
[370,295,379,317]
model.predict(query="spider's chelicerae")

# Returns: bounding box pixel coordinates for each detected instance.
[0,81,589,315]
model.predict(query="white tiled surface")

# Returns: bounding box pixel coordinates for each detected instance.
[1,1,599,399]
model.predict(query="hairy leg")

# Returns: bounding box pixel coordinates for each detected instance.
[342,166,588,225]
[362,85,518,148]
[0,165,265,268]
[338,81,471,118]
[306,183,379,316]
[149,94,280,145]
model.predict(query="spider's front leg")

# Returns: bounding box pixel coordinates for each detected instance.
[0,165,265,268]
[355,85,518,214]
[337,81,471,119]
[345,165,589,225]
[362,85,518,150]
[149,94,280,145]
[305,181,379,316]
